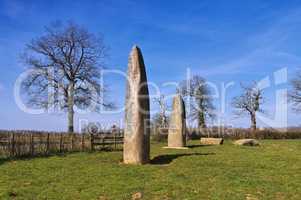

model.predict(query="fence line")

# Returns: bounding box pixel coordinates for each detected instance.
[0,132,123,158]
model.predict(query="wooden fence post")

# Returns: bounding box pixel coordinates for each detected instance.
[30,133,34,156]
[81,134,85,151]
[59,133,63,153]
[46,133,50,154]
[71,133,76,151]
[70,135,73,151]
[114,133,117,150]
[90,134,94,151]
[10,133,15,157]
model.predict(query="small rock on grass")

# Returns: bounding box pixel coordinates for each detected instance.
[234,139,259,146]
[132,192,143,200]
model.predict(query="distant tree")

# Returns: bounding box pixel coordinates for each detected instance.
[150,112,169,142]
[151,113,169,129]
[180,75,215,131]
[21,22,112,133]
[153,94,169,128]
[232,82,264,132]
[81,122,102,134]
[290,70,301,112]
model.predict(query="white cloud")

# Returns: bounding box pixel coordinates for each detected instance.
[199,48,301,77]
[197,7,301,77]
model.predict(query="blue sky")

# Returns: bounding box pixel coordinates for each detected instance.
[1,0,301,131]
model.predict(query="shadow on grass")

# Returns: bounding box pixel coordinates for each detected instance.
[151,152,215,165]
[186,144,213,148]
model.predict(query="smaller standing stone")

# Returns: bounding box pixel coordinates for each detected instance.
[168,94,186,148]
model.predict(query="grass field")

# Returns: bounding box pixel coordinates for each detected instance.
[0,140,300,200]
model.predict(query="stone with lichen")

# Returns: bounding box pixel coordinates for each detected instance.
[123,45,150,164]
[168,94,186,148]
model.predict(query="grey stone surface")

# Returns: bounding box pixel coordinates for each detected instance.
[123,45,150,164]
[168,94,186,148]
[200,138,224,145]
[234,139,259,146]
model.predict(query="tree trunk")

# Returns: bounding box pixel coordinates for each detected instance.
[68,82,75,133]
[250,112,256,132]
[198,98,206,131]
[161,111,167,128]
[198,111,206,128]
[198,110,206,136]
[161,112,165,128]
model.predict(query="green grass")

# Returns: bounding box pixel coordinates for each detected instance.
[0,140,300,200]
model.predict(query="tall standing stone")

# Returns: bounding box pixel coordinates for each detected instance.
[123,45,150,164]
[168,94,186,148]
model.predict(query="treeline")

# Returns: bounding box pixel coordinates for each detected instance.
[151,127,301,141]
[192,128,301,140]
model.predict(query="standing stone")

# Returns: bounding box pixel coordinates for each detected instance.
[123,45,150,164]
[168,94,186,148]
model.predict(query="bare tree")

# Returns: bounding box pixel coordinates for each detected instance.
[153,94,169,128]
[180,75,215,130]
[232,82,264,132]
[21,22,112,133]
[290,71,301,112]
